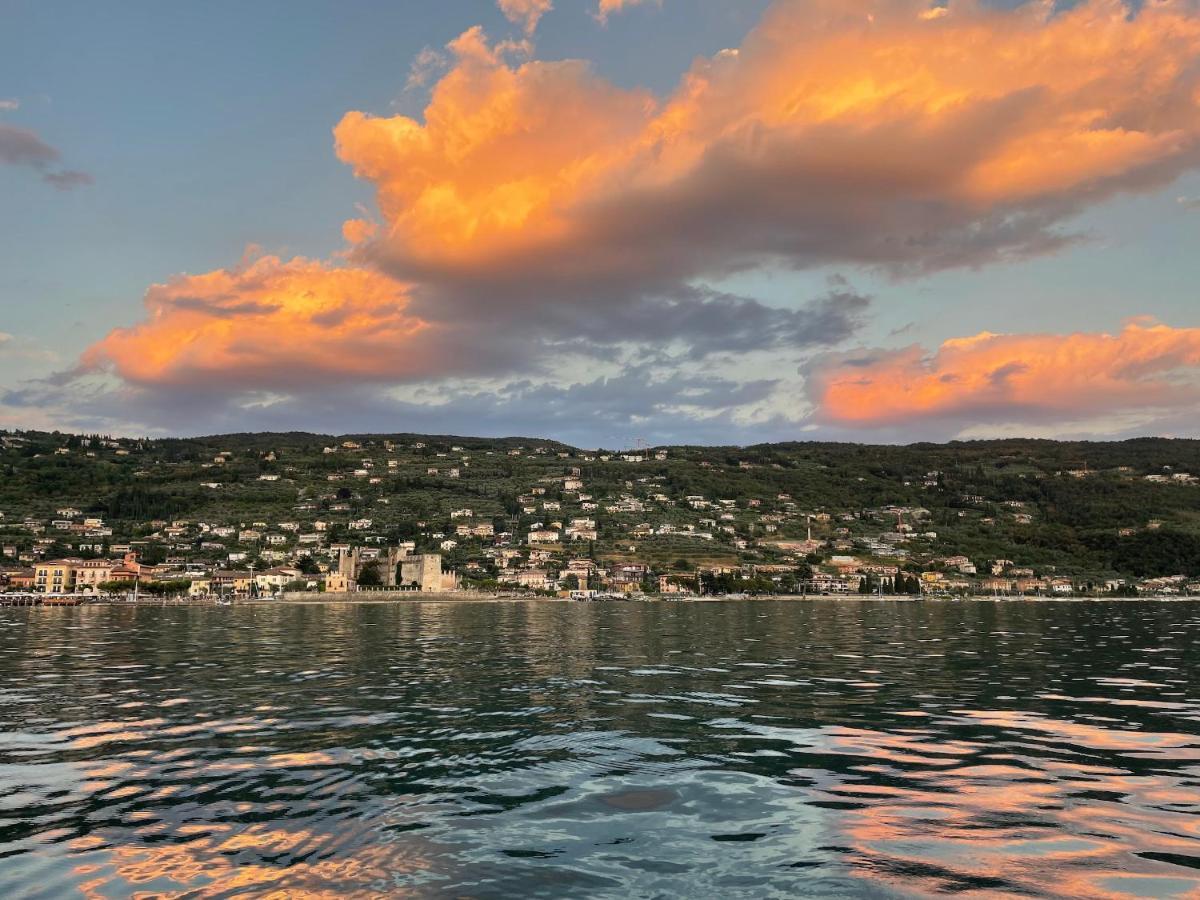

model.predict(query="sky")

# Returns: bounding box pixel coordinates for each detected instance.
[2,0,1199,447]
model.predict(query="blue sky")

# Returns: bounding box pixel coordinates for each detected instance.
[2,0,1199,445]
[1,1,772,352]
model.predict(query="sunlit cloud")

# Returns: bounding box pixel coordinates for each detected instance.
[404,46,449,92]
[337,0,1200,291]
[498,0,554,35]
[80,254,442,390]
[62,0,1200,440]
[596,0,659,24]
[806,320,1200,433]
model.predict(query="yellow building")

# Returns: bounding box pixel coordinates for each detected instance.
[324,571,355,593]
[34,559,80,594]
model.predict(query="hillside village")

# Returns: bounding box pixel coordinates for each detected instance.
[3,431,1200,600]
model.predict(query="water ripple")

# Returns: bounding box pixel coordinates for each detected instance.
[0,600,1197,897]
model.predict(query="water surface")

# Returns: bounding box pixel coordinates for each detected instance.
[1,600,1198,898]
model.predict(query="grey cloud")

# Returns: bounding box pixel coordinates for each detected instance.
[4,365,786,448]
[42,169,93,190]
[167,296,281,318]
[0,123,60,167]
[0,122,91,189]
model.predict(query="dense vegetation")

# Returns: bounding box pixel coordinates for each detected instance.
[2,430,1199,581]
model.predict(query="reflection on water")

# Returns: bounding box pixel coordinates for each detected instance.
[0,600,1197,898]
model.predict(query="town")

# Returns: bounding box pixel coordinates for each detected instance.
[3,431,1200,603]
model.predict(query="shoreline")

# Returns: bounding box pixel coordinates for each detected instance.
[4,593,1198,608]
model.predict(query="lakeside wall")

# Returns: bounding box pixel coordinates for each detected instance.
[280,590,510,603]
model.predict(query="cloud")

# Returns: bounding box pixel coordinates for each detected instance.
[805,320,1200,435]
[0,121,92,189]
[64,0,1200,441]
[336,0,1200,296]
[405,46,449,92]
[0,99,19,112]
[9,353,794,446]
[1179,195,1200,211]
[79,247,867,395]
[0,333,58,366]
[42,169,93,190]
[80,254,450,390]
[0,123,60,168]
[596,0,658,24]
[498,0,554,35]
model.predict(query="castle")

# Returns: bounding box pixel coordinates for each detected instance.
[331,544,459,593]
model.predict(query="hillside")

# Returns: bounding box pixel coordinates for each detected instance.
[3,430,1200,588]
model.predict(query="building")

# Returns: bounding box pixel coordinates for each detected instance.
[564,518,598,541]
[209,571,254,596]
[499,569,551,590]
[1,567,35,591]
[609,564,648,592]
[400,553,455,592]
[255,566,303,594]
[74,559,116,593]
[34,559,80,593]
[455,522,495,538]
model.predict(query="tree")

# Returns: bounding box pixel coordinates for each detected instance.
[142,579,192,596]
[561,573,579,590]
[357,562,383,587]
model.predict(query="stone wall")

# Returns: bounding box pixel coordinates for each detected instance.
[280,590,497,602]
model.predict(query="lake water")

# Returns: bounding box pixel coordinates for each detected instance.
[0,600,1198,898]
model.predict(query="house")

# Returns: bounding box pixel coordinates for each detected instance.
[1,567,35,591]
[254,567,303,594]
[981,578,1015,594]
[658,574,693,594]
[34,559,81,593]
[74,559,117,593]
[499,569,551,589]
[609,564,648,592]
[455,522,495,538]
[564,518,598,541]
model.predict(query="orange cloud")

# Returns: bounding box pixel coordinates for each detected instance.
[335,0,1200,286]
[596,0,657,23]
[498,0,553,35]
[808,321,1200,428]
[81,255,442,389]
[70,0,1200,428]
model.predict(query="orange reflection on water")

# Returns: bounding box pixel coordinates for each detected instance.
[70,819,438,900]
[805,715,1200,897]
